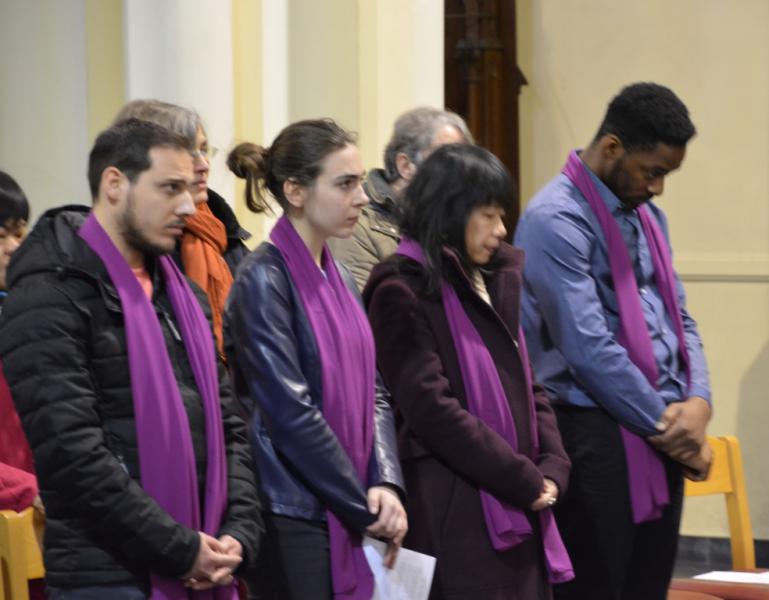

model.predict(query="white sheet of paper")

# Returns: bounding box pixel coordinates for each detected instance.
[362,537,436,600]
[693,570,769,584]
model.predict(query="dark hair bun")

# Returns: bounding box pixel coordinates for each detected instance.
[227,142,269,180]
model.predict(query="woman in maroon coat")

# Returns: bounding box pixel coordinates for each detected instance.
[364,144,573,599]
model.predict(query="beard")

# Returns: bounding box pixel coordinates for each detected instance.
[605,158,648,211]
[120,191,173,259]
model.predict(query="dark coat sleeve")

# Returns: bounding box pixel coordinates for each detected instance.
[367,276,545,509]
[187,282,263,569]
[337,263,406,500]
[531,384,570,495]
[366,373,406,501]
[226,258,376,533]
[0,281,200,578]
[209,332,263,570]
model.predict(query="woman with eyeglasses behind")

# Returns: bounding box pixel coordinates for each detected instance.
[113,100,251,358]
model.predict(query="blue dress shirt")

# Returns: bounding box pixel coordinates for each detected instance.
[514,165,711,437]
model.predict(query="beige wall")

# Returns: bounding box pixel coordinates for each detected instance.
[517,0,769,540]
[288,0,359,130]
[232,0,266,243]
[0,0,443,242]
[232,0,444,243]
[84,0,125,142]
[288,0,444,173]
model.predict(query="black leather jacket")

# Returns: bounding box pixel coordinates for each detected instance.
[224,242,405,532]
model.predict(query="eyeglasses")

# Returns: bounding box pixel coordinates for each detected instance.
[191,146,219,161]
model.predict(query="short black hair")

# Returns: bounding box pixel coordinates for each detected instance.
[594,82,696,152]
[0,171,30,228]
[399,143,516,293]
[88,118,193,199]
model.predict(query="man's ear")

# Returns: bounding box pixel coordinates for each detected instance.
[600,134,625,162]
[100,167,127,205]
[395,152,417,183]
[283,178,306,210]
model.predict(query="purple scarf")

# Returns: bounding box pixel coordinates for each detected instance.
[270,216,375,600]
[562,150,691,523]
[397,238,574,584]
[79,213,234,600]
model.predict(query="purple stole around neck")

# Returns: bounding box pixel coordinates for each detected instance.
[79,213,234,600]
[397,237,574,583]
[270,215,376,599]
[561,150,691,523]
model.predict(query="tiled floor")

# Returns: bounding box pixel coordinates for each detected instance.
[673,536,733,579]
[673,560,729,579]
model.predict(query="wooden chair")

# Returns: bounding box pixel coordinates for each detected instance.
[684,435,755,570]
[668,591,726,600]
[0,508,44,600]
[670,435,763,600]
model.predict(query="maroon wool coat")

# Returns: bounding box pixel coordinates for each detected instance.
[364,243,571,600]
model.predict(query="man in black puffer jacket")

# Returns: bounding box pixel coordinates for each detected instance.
[0,119,262,599]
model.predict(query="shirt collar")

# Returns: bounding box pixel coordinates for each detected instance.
[578,155,626,217]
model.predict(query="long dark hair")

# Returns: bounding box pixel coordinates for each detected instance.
[399,143,516,293]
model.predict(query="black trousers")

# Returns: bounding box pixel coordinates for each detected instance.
[552,406,684,600]
[245,513,332,600]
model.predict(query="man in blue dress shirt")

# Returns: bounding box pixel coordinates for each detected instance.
[515,83,712,600]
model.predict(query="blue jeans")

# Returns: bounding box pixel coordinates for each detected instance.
[47,585,147,599]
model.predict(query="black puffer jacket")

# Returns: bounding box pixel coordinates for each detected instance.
[206,188,251,276]
[0,206,262,591]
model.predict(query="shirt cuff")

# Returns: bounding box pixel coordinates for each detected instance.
[686,385,712,404]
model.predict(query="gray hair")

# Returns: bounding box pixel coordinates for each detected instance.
[383,106,473,183]
[113,99,202,144]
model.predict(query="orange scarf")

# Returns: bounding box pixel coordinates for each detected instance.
[180,202,233,357]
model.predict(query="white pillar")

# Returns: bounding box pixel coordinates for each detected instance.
[253,0,291,231]
[123,0,235,203]
[0,0,90,217]
[261,0,290,145]
[411,0,445,108]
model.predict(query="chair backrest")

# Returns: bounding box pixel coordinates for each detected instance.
[684,435,755,570]
[0,508,44,600]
